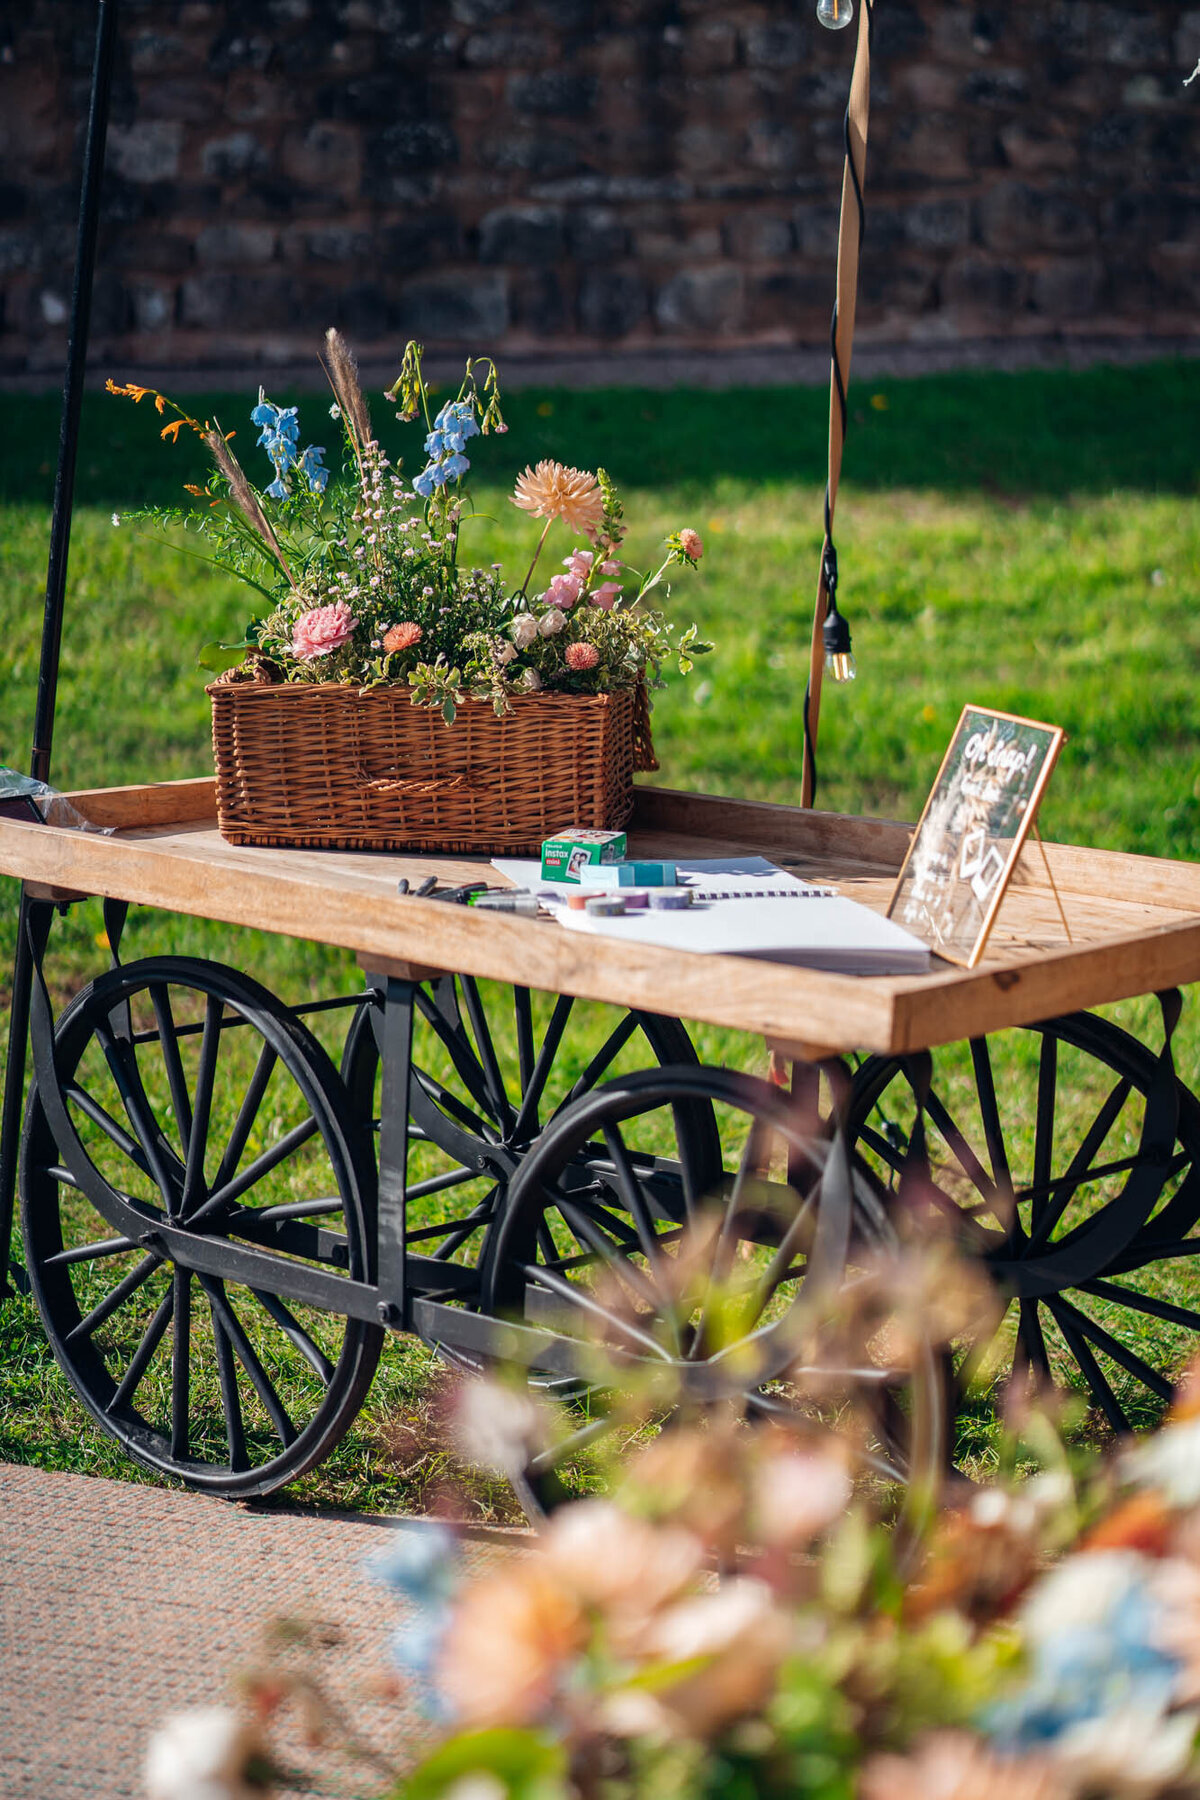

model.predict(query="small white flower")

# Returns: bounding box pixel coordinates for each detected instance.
[511,614,539,651]
[454,1378,550,1476]
[538,607,566,637]
[111,512,121,526]
[518,667,542,692]
[329,402,341,419]
[1021,1549,1146,1647]
[144,1707,265,1800]
[494,640,517,666]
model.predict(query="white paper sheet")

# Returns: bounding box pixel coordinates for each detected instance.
[489,857,930,975]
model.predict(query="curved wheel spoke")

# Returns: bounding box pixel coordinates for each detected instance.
[1082,1277,1200,1335]
[64,1251,162,1345]
[181,996,223,1216]
[95,1020,181,1207]
[189,1116,320,1225]
[1052,1294,1174,1403]
[460,977,515,1134]
[601,1122,665,1270]
[1031,1034,1056,1232]
[209,1304,250,1473]
[1045,1297,1131,1433]
[970,1037,1013,1199]
[212,1040,278,1195]
[200,1276,297,1447]
[250,1290,335,1386]
[1016,1298,1052,1383]
[412,1066,497,1144]
[924,1088,997,1207]
[65,1084,156,1183]
[149,984,194,1157]
[520,1261,673,1362]
[45,1233,136,1269]
[414,987,500,1123]
[108,1287,175,1414]
[553,1198,663,1314]
[1028,1077,1131,1251]
[171,1268,192,1461]
[562,1015,642,1112]
[512,994,575,1141]
[514,987,536,1095]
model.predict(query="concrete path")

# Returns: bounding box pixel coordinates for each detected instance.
[0,1461,511,1799]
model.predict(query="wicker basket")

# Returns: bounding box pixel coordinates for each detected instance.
[208,677,657,853]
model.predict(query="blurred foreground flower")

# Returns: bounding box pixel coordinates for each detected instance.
[144,1707,272,1800]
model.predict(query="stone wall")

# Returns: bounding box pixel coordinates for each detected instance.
[1,0,1199,378]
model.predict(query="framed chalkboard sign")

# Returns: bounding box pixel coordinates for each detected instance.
[887,705,1065,969]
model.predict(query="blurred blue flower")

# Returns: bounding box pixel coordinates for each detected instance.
[442,452,469,481]
[264,475,289,501]
[413,462,452,498]
[986,1565,1182,1753]
[368,1520,458,1604]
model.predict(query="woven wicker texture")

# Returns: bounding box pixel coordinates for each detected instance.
[209,680,657,853]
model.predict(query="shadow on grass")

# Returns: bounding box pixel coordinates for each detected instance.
[2,359,1199,511]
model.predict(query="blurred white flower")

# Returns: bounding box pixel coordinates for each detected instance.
[538,607,566,637]
[636,1579,792,1738]
[510,614,538,651]
[1021,1550,1147,1647]
[542,1500,703,1639]
[1122,1418,1200,1508]
[454,1378,551,1478]
[1052,1703,1198,1796]
[144,1707,267,1800]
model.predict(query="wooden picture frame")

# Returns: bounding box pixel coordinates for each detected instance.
[887,705,1065,969]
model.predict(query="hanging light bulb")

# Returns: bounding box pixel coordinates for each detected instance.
[823,597,856,683]
[817,0,854,29]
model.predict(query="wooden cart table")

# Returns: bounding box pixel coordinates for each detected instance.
[4,776,1200,1503]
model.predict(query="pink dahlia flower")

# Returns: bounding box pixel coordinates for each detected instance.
[292,600,356,661]
[589,581,622,611]
[565,642,600,671]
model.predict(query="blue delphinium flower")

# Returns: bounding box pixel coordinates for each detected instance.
[264,474,289,501]
[252,392,304,496]
[297,443,328,493]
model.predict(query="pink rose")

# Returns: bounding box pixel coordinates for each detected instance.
[545,571,583,610]
[565,642,600,671]
[291,600,356,661]
[589,581,622,611]
[564,550,594,579]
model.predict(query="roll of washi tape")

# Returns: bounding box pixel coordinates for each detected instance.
[649,887,693,910]
[567,889,603,911]
[620,888,650,909]
[585,894,627,917]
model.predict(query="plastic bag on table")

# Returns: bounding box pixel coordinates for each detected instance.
[0,768,115,834]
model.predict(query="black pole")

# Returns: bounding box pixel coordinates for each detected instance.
[0,0,119,1298]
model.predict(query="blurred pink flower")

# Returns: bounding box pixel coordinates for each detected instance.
[565,642,600,672]
[545,571,583,610]
[292,600,356,661]
[631,1579,791,1739]
[861,1733,1069,1800]
[752,1448,852,1549]
[542,1500,703,1645]
[600,559,621,575]
[589,581,622,611]
[679,528,703,562]
[438,1567,584,1728]
[564,549,594,579]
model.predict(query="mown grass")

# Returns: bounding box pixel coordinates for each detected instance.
[1,358,1199,1508]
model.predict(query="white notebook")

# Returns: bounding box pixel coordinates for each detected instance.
[490,857,930,976]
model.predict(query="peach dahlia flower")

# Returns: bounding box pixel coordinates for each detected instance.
[511,461,604,536]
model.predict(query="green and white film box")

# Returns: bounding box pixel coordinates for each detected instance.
[540,829,628,884]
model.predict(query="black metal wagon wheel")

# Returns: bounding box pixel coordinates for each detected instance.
[342,978,720,1308]
[847,1008,1200,1437]
[479,1065,948,1525]
[21,956,383,1496]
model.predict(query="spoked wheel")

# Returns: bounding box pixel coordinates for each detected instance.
[21,956,383,1496]
[479,1065,948,1530]
[342,978,719,1321]
[848,1010,1200,1437]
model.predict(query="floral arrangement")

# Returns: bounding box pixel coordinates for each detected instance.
[109,333,710,721]
[142,1321,1200,1800]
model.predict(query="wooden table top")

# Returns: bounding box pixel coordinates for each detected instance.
[2,777,1199,1058]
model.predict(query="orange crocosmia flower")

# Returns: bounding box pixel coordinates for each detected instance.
[184,484,206,497]
[1082,1491,1173,1557]
[160,420,184,443]
[154,394,166,414]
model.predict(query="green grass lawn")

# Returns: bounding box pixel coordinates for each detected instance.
[1,357,1199,1510]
